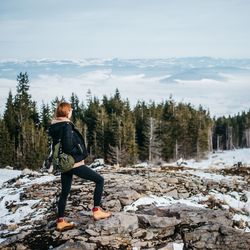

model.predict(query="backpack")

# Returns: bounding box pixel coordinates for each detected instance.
[43,123,75,173]
[52,138,75,173]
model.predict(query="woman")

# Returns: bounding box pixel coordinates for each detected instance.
[49,102,111,232]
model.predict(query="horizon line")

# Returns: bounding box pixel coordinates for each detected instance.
[1,56,250,63]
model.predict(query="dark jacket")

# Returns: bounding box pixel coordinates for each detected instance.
[48,120,88,163]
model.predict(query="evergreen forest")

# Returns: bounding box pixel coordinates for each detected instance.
[0,72,249,169]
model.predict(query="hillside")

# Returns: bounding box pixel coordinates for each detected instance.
[0,149,250,249]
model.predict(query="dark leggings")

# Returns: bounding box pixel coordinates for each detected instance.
[58,165,104,218]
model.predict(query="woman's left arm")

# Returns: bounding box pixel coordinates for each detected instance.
[61,123,74,154]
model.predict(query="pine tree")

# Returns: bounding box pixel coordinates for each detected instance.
[51,96,66,117]
[14,72,32,121]
[14,72,33,168]
[119,107,138,165]
[0,119,15,167]
[95,106,108,159]
[70,93,83,123]
[134,101,150,161]
[83,97,99,157]
[161,99,176,161]
[3,91,16,140]
[41,102,52,130]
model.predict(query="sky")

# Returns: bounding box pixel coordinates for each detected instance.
[0,0,250,118]
[0,0,250,59]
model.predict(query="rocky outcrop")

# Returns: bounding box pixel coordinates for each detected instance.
[0,164,250,249]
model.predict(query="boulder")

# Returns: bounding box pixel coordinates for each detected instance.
[92,212,139,235]
[118,189,141,206]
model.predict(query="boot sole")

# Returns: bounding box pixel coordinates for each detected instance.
[93,214,112,221]
[56,225,75,232]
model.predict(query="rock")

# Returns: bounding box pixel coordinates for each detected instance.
[7,224,18,231]
[61,229,83,240]
[155,204,233,227]
[21,168,41,176]
[144,229,155,240]
[89,234,133,248]
[130,239,143,248]
[85,229,99,236]
[132,228,147,238]
[5,166,14,170]
[102,199,122,212]
[53,241,96,250]
[178,192,190,199]
[70,185,85,191]
[1,165,250,250]
[74,236,88,241]
[137,214,180,231]
[240,193,248,202]
[93,212,139,235]
[117,189,141,206]
[233,219,247,229]
[165,188,178,198]
[0,224,8,231]
[183,223,250,250]
[164,177,179,185]
[0,231,30,248]
[89,235,119,246]
[16,243,27,250]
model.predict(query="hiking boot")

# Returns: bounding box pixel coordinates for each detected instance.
[56,218,75,232]
[92,207,111,221]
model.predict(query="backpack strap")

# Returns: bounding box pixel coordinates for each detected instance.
[57,122,72,158]
[57,123,64,155]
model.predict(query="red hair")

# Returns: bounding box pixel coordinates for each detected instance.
[56,102,72,118]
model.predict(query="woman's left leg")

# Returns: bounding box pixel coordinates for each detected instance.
[71,165,104,207]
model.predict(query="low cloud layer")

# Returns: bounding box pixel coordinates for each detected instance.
[1,71,250,117]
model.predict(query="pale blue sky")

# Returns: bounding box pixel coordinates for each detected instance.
[0,0,250,59]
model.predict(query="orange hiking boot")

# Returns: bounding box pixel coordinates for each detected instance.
[56,218,75,232]
[92,207,111,221]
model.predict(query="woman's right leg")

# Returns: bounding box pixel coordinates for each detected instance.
[58,171,73,218]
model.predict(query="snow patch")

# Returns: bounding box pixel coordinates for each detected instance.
[0,169,21,187]
[124,194,206,212]
[0,170,57,237]
[164,148,250,169]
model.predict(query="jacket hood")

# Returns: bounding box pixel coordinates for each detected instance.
[51,117,71,124]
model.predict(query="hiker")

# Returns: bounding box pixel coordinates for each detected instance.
[48,102,111,232]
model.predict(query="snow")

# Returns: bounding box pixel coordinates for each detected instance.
[133,162,150,168]
[124,194,206,212]
[173,243,184,250]
[124,191,250,232]
[128,149,250,232]
[0,169,57,242]
[208,190,250,214]
[0,190,40,224]
[233,214,250,225]
[166,148,250,169]
[133,243,183,250]
[0,169,21,187]
[124,188,250,232]
[19,175,56,186]
[181,169,244,182]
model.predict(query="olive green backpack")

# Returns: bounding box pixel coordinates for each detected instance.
[52,125,75,173]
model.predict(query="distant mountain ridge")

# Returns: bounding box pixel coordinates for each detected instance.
[1,57,250,82]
